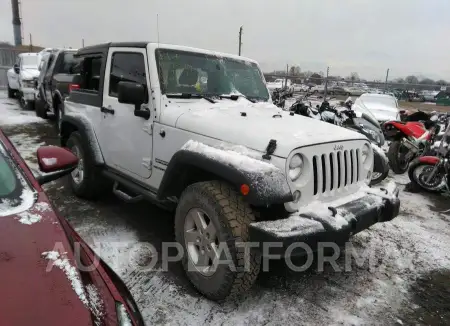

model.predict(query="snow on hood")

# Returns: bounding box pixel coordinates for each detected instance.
[173,98,366,157]
[20,68,39,80]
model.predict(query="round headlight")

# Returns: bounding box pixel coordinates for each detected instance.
[289,154,304,181]
[361,144,371,164]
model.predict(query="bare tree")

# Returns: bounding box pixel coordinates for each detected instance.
[349,72,360,85]
[420,78,435,85]
[405,75,419,84]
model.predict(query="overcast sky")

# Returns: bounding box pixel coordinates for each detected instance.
[0,0,448,80]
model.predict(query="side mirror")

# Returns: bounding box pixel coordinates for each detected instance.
[35,146,79,185]
[118,81,147,107]
[13,64,20,74]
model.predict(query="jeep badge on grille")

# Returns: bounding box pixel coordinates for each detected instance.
[334,144,344,151]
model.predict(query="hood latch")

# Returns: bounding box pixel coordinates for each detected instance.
[262,139,277,160]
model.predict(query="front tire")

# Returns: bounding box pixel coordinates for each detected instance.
[369,169,389,186]
[175,181,261,301]
[55,102,64,133]
[66,131,111,199]
[408,159,445,193]
[387,140,410,174]
[35,98,48,119]
[7,85,15,98]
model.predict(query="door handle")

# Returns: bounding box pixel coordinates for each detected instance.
[101,106,115,115]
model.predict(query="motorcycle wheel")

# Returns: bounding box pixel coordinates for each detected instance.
[369,169,389,186]
[387,140,411,174]
[408,158,445,193]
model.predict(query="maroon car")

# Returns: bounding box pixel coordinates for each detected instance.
[0,129,144,326]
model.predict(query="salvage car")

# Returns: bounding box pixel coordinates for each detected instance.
[61,42,400,301]
[6,52,40,109]
[353,93,400,124]
[267,78,294,96]
[0,129,144,325]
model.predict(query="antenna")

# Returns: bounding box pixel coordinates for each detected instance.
[157,14,160,47]
[156,14,161,118]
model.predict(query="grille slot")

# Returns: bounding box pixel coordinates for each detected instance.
[312,148,361,195]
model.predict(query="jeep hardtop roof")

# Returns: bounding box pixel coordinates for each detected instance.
[75,42,258,64]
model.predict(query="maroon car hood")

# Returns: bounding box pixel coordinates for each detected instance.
[0,194,93,326]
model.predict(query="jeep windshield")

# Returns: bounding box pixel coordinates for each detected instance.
[156,49,270,102]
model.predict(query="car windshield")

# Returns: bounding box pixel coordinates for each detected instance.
[21,55,39,68]
[156,49,270,102]
[0,143,29,216]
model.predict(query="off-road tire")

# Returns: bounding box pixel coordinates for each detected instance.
[387,140,409,174]
[7,85,15,98]
[175,181,261,301]
[66,131,111,199]
[35,98,48,119]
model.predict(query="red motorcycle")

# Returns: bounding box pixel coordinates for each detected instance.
[384,111,439,174]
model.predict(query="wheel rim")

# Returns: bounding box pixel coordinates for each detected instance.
[20,96,26,108]
[70,145,84,185]
[184,208,219,276]
[372,172,382,180]
[413,165,445,190]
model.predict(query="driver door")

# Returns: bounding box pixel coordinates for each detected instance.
[99,48,153,180]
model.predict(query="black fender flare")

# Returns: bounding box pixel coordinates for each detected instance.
[157,149,293,206]
[60,115,105,165]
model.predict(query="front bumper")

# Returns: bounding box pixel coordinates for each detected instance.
[249,183,400,257]
[21,87,36,101]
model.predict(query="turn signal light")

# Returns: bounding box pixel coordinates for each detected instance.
[240,184,250,196]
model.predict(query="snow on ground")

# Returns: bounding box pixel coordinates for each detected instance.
[0,91,44,126]
[1,90,449,325]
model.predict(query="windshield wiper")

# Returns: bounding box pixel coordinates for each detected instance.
[220,94,255,103]
[166,93,216,104]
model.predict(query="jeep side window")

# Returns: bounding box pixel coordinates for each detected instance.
[79,56,102,92]
[109,52,147,98]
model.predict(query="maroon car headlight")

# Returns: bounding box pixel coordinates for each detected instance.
[116,302,134,326]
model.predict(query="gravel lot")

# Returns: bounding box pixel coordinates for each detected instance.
[1,91,450,325]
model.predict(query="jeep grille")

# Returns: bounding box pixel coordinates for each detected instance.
[312,149,361,195]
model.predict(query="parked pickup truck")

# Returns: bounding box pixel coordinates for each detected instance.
[6,52,40,109]
[61,42,400,301]
[35,48,80,129]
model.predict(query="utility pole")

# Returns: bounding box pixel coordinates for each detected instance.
[385,68,390,91]
[238,26,243,56]
[285,64,289,88]
[82,38,85,47]
[29,33,32,51]
[324,66,330,98]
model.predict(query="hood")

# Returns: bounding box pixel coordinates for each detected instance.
[20,68,40,80]
[173,98,366,157]
[353,100,399,122]
[0,194,95,326]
